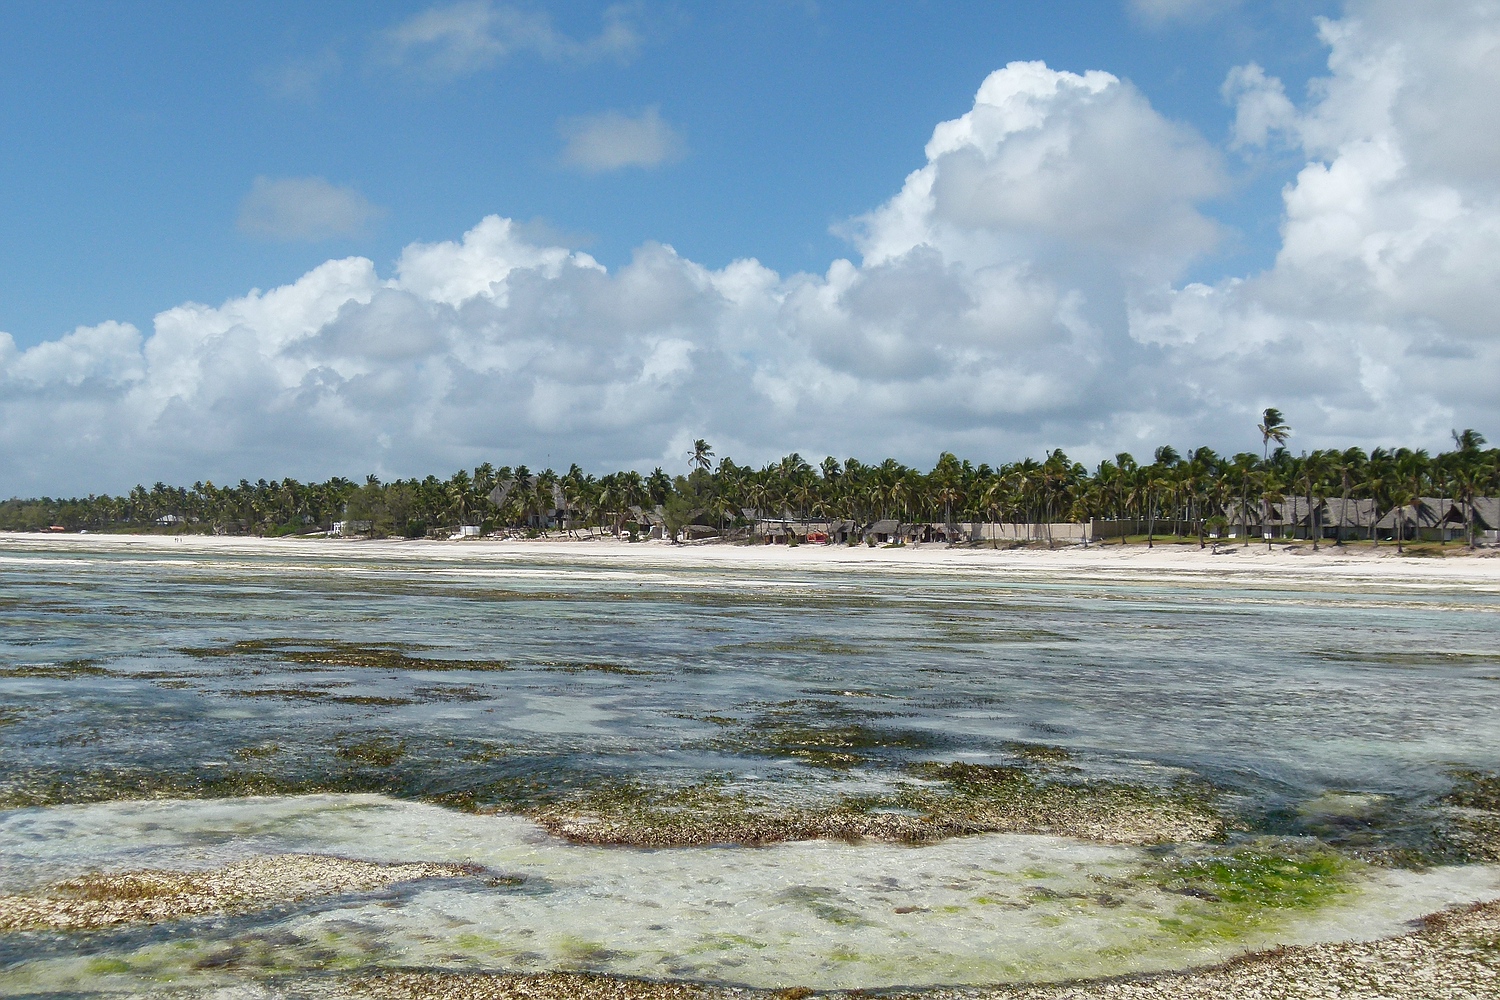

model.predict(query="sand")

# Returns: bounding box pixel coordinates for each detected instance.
[4,531,1500,588]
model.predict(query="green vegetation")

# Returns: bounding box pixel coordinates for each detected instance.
[0,659,114,678]
[1439,769,1500,862]
[1155,849,1351,910]
[176,638,511,672]
[1445,770,1500,812]
[734,721,940,769]
[527,762,1224,848]
[333,738,407,767]
[3,423,1495,547]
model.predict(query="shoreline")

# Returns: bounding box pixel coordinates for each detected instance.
[5,530,1500,585]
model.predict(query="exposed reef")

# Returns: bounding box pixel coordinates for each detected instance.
[526,765,1224,848]
[0,854,482,932]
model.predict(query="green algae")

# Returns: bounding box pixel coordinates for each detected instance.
[1,659,116,678]
[730,638,865,656]
[1002,741,1073,763]
[1129,845,1363,950]
[410,683,489,702]
[335,738,408,767]
[1154,848,1352,910]
[711,701,938,769]
[1312,649,1500,667]
[752,722,938,769]
[176,638,512,673]
[230,687,332,700]
[776,886,872,927]
[540,661,649,676]
[1445,769,1500,812]
[527,764,1225,848]
[1437,769,1500,862]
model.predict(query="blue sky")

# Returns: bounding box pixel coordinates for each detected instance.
[0,0,1336,350]
[3,0,1496,494]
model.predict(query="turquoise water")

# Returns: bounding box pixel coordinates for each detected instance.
[2,539,1499,992]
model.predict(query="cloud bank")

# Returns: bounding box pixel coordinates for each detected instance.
[4,1,1499,495]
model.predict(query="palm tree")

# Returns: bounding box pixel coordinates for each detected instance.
[1453,428,1487,455]
[691,439,715,473]
[1259,408,1291,462]
[1260,471,1286,550]
[1452,464,1483,549]
[1295,451,1331,551]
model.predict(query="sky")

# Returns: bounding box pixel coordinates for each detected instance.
[2,0,1497,495]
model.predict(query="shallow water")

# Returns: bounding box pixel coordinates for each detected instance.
[2,794,1497,993]
[3,540,1500,992]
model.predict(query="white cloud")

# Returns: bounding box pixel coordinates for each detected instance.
[558,106,686,173]
[257,50,342,102]
[1137,0,1500,446]
[4,322,144,388]
[1127,0,1240,27]
[237,176,385,242]
[855,62,1226,280]
[381,1,639,78]
[1222,62,1298,150]
[5,2,1500,494]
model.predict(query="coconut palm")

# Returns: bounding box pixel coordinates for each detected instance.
[691,439,715,473]
[1259,408,1291,462]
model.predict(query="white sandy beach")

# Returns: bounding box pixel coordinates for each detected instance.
[5,530,1500,587]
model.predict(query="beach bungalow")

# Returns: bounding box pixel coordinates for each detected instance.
[627,505,667,539]
[1468,498,1500,543]
[1269,497,1378,541]
[826,519,860,545]
[863,519,903,544]
[1375,498,1453,542]
[1222,502,1265,538]
[1316,498,1379,540]
[914,522,969,543]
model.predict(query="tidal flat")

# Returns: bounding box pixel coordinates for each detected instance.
[2,535,1500,996]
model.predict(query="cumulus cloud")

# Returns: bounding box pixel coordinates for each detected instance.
[237,177,385,242]
[1222,62,1299,150]
[853,61,1226,279]
[558,106,686,173]
[4,2,1500,494]
[1141,0,1500,447]
[381,1,639,78]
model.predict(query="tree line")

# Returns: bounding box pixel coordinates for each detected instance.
[2,415,1496,545]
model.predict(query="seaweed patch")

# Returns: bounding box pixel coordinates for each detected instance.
[176,639,511,673]
[525,765,1225,848]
